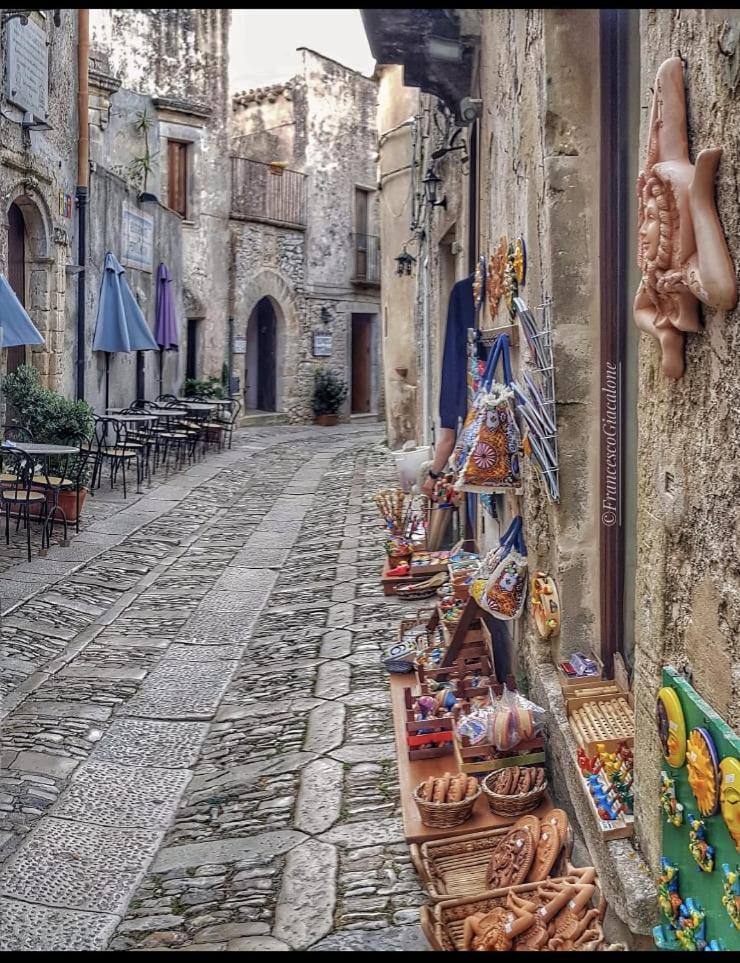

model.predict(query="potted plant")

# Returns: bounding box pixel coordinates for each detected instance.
[182,376,225,399]
[312,368,348,426]
[2,365,95,522]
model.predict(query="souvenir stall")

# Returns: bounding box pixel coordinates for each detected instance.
[371,236,636,951]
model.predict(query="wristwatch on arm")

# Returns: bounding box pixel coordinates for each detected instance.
[428,468,441,481]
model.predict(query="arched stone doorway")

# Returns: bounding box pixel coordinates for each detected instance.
[6,202,28,373]
[245,296,279,412]
[3,189,55,386]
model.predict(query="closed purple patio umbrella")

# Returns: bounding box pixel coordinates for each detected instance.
[154,262,179,395]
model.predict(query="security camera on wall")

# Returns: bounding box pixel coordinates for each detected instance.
[459,97,483,125]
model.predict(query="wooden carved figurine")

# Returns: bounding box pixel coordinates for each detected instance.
[634,57,737,379]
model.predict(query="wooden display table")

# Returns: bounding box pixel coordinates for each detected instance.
[389,672,553,844]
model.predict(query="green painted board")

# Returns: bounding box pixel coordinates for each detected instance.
[657,666,740,950]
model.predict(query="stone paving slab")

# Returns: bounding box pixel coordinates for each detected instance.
[91,719,209,769]
[152,830,306,873]
[51,760,192,829]
[0,817,162,914]
[0,897,122,952]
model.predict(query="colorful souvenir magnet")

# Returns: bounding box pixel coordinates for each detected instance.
[687,813,715,873]
[721,863,740,930]
[720,757,740,852]
[657,856,682,922]
[686,727,721,817]
[513,236,526,286]
[660,770,684,828]
[473,254,486,311]
[656,686,687,768]
[674,898,707,952]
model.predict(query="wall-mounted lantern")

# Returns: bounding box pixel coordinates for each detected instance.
[422,167,447,209]
[394,246,416,276]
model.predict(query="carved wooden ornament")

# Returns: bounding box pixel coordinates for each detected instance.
[634,57,737,379]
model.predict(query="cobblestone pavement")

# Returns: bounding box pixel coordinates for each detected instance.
[0,424,430,951]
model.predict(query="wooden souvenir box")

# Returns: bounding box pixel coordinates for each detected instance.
[403,685,455,761]
[566,690,634,757]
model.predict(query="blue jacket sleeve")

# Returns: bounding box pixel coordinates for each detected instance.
[439,276,474,429]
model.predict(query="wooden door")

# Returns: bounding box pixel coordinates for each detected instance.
[355,189,368,278]
[257,299,276,411]
[351,314,372,413]
[6,203,26,373]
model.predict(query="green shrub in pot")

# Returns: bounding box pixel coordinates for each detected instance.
[312,368,348,417]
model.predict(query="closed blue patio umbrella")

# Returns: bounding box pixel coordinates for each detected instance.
[154,262,179,395]
[92,252,158,410]
[0,273,44,349]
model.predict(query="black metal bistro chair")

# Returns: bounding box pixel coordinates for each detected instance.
[89,415,141,498]
[0,449,48,562]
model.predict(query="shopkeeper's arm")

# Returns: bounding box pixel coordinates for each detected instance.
[421,427,457,498]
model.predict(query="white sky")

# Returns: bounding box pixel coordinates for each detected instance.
[229,9,376,92]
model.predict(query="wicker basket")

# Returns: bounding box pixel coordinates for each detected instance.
[482,769,548,817]
[413,780,481,829]
[410,823,574,901]
[420,870,607,952]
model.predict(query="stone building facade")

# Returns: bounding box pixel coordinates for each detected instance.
[365,5,740,941]
[230,49,381,423]
[0,9,79,392]
[89,9,231,397]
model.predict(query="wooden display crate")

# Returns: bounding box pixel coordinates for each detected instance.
[380,557,430,596]
[453,733,546,776]
[403,685,455,760]
[566,691,634,756]
[575,767,634,840]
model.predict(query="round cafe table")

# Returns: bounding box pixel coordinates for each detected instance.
[1,441,80,456]
[102,413,155,424]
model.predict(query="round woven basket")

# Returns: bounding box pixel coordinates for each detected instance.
[413,780,481,828]
[482,770,548,817]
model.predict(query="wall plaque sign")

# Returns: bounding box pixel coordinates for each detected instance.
[5,18,48,120]
[121,207,153,273]
[313,332,332,357]
[233,336,247,354]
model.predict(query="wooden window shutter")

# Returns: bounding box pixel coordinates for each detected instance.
[168,141,188,217]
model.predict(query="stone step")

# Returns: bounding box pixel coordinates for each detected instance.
[238,412,289,428]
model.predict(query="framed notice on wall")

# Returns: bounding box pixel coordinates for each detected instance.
[121,207,154,273]
[233,336,247,355]
[313,331,332,357]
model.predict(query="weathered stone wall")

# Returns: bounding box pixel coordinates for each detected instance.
[0,10,79,392]
[229,50,381,423]
[633,8,740,872]
[231,83,299,165]
[474,8,602,667]
[376,67,421,447]
[90,9,231,387]
[82,170,184,412]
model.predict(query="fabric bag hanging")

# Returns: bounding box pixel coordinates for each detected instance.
[475,515,528,621]
[455,333,521,493]
[451,333,501,480]
[469,515,521,608]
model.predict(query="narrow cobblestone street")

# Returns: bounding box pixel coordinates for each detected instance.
[0,424,430,951]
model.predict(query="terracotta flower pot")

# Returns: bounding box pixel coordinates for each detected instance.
[315,413,339,426]
[56,488,88,523]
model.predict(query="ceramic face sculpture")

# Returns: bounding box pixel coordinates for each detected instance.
[720,757,740,851]
[634,57,737,379]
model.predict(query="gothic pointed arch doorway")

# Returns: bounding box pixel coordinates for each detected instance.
[245,296,278,412]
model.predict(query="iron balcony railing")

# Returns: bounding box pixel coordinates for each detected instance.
[230,156,307,228]
[352,233,380,285]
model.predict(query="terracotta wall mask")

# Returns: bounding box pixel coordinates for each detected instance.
[634,57,737,379]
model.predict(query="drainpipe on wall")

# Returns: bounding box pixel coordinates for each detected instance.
[75,9,89,401]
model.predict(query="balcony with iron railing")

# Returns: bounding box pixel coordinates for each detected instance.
[230,156,307,229]
[351,233,380,285]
